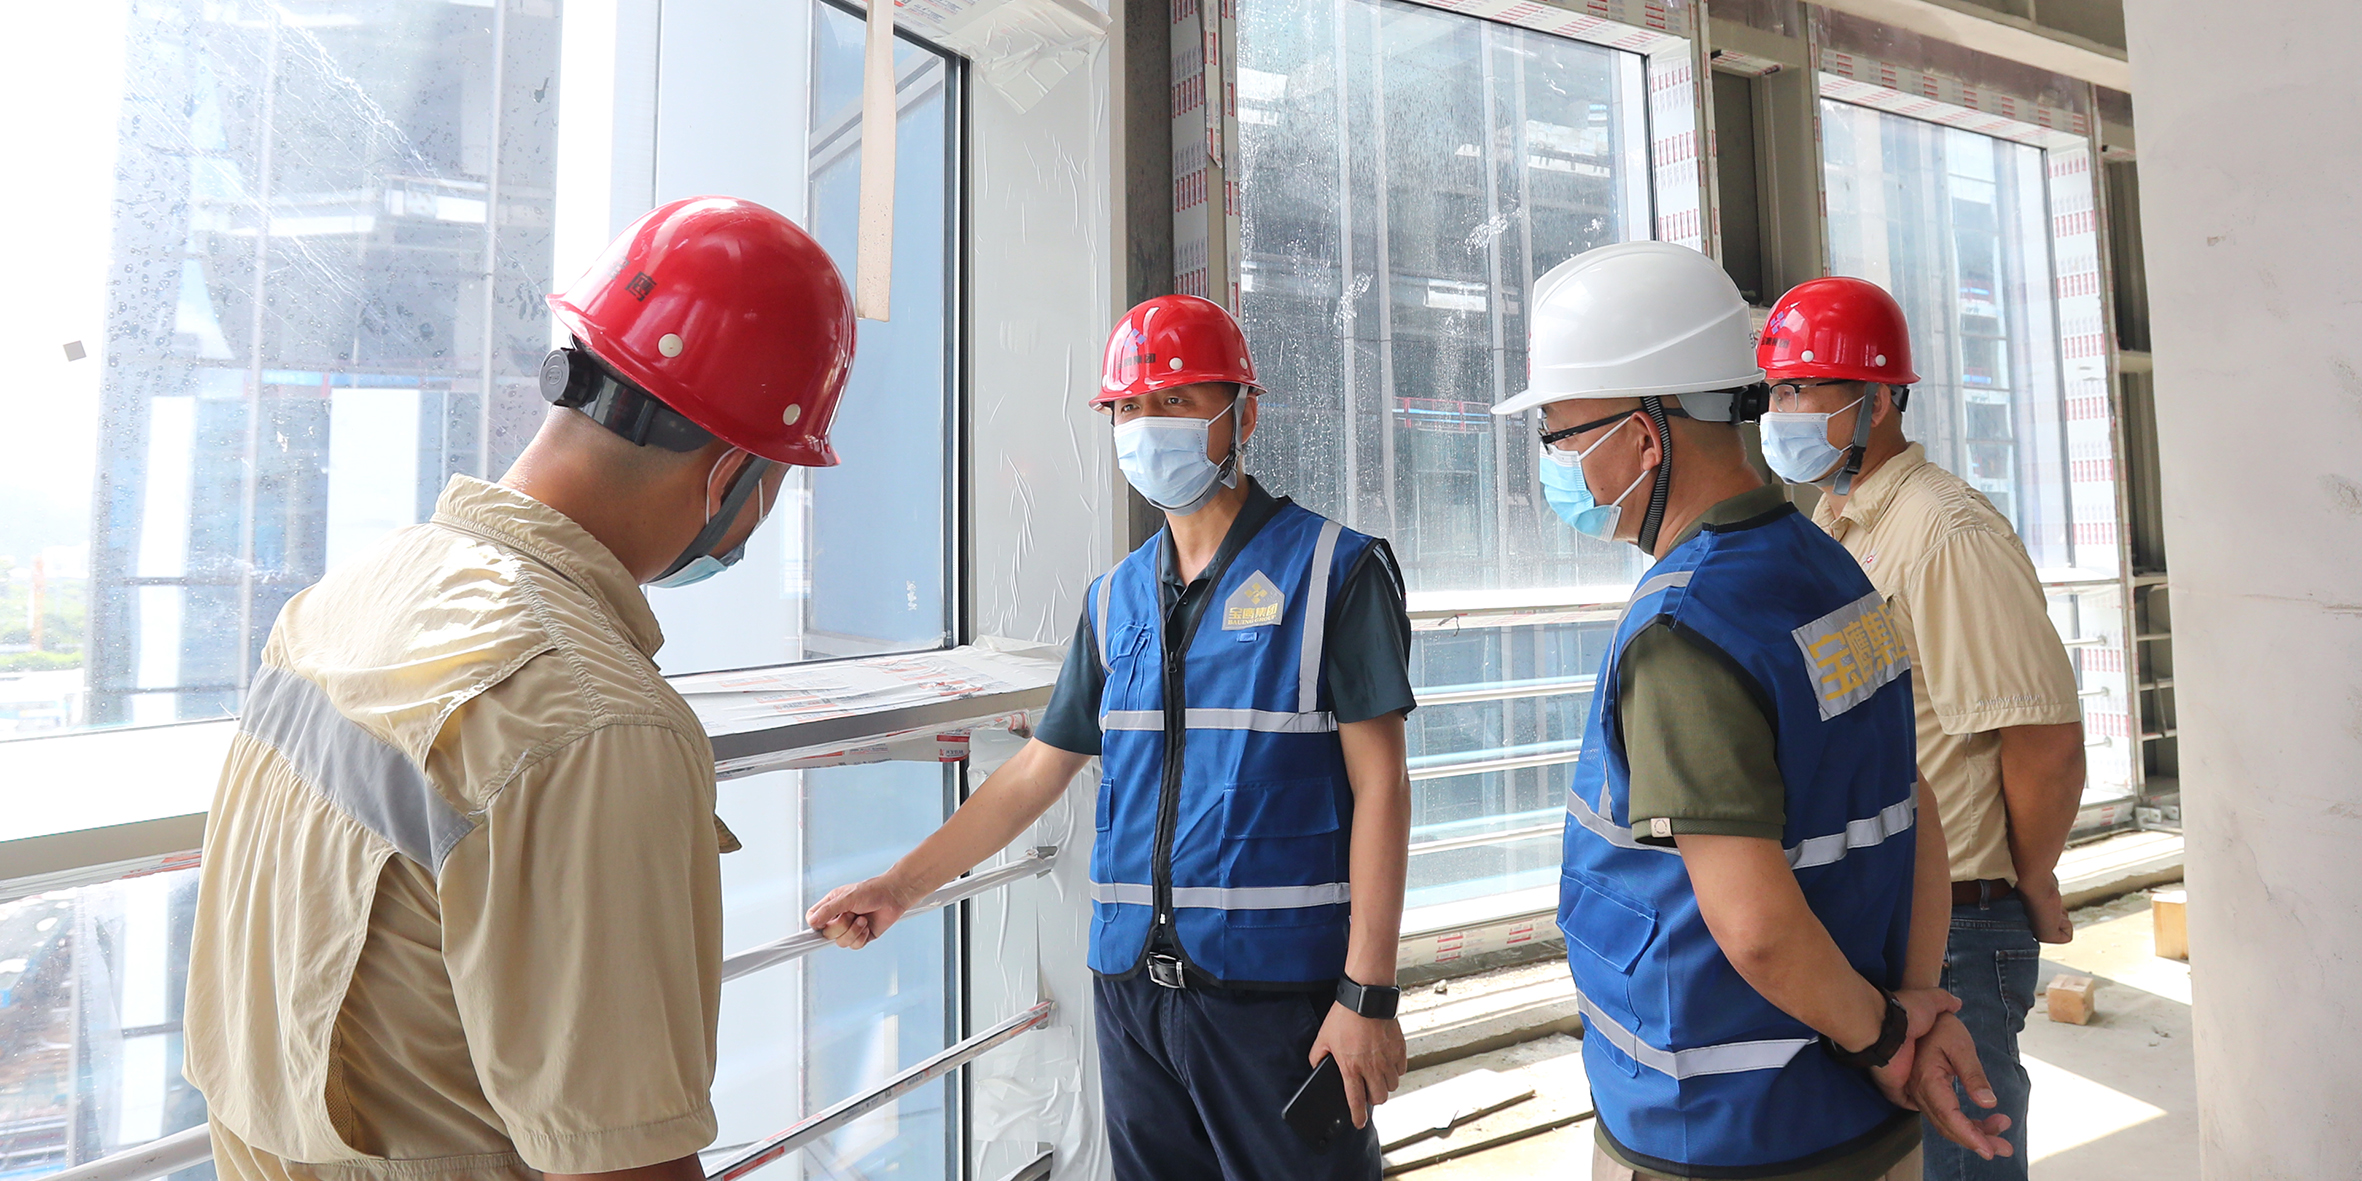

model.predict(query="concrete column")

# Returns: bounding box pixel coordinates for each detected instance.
[2122,4,2362,1176]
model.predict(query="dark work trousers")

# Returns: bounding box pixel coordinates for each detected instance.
[1095,973,1383,1181]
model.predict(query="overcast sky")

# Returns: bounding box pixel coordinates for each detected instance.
[0,1,127,566]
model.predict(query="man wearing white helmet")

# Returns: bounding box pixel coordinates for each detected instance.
[1495,242,2007,1181]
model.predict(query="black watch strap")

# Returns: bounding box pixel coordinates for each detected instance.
[1821,989,1908,1070]
[1336,975,1401,1019]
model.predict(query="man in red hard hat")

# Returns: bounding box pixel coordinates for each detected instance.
[1757,275,2087,1179]
[808,294,1417,1180]
[183,197,855,1181]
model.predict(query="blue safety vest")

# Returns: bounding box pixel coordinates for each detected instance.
[1085,501,1377,987]
[1560,503,1920,1174]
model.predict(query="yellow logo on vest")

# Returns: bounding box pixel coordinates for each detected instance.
[1791,590,1911,721]
[1223,571,1285,630]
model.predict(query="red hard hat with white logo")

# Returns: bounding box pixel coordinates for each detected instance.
[1757,276,1921,387]
[1095,294,1262,406]
[547,196,855,466]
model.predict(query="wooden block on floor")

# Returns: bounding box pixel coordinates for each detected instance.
[2151,889,2189,961]
[2047,973,2099,1025]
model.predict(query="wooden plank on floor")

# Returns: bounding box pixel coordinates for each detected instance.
[1374,1068,1536,1151]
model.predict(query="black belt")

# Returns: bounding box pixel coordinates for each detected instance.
[1951,878,2015,906]
[1146,950,1188,989]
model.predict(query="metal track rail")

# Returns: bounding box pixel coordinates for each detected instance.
[40,1128,211,1181]
[707,1000,1057,1181]
[45,847,1062,1181]
[1406,820,1564,857]
[720,846,1057,982]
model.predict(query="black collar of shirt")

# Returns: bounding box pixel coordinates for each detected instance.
[1156,477,1289,603]
[1152,477,1291,658]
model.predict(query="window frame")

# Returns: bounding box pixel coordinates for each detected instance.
[1217,0,1715,935]
[0,0,980,883]
[1811,69,2141,823]
[3,1,1105,1178]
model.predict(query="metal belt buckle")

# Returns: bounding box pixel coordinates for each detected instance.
[1146,951,1186,990]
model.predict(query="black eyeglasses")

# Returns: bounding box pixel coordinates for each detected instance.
[1537,404,1691,448]
[1766,379,1857,412]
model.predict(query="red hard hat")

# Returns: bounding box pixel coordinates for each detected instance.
[1758,276,1920,387]
[1094,294,1262,406]
[548,196,855,466]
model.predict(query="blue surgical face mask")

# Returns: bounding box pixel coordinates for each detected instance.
[647,546,742,589]
[650,452,769,588]
[1537,413,1653,541]
[1758,396,1863,485]
[1113,398,1240,516]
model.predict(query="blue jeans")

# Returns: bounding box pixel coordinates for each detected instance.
[1921,895,2039,1179]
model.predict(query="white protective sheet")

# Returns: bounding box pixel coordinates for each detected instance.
[914,1,1120,1175]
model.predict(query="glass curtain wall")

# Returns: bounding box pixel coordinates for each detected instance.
[705,762,960,1181]
[5,0,565,735]
[1821,103,2071,560]
[0,760,964,1181]
[1233,0,1655,913]
[0,870,207,1178]
[0,0,958,737]
[1820,99,2135,805]
[0,4,969,1177]
[649,2,960,675]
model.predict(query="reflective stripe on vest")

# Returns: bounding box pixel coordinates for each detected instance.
[1575,993,1816,1080]
[1298,521,1342,713]
[1564,780,1917,870]
[1100,707,1337,733]
[1087,503,1370,985]
[1096,571,1117,672]
[1626,568,1694,608]
[1091,881,1353,909]
[1787,794,1915,870]
[1559,505,1920,1170]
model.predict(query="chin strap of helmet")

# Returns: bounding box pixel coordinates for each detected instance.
[1830,383,1882,496]
[1637,396,1674,555]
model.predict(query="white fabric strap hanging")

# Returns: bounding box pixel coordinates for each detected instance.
[856,0,896,320]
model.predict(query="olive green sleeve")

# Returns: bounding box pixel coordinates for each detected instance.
[1617,621,1786,846]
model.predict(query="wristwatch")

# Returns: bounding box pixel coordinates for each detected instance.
[1821,988,1908,1070]
[1336,974,1402,1019]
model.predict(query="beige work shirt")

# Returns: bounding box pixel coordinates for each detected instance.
[1812,444,2082,883]
[184,476,736,1180]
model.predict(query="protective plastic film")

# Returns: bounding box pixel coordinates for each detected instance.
[965,728,1104,1179]
[954,0,1120,1175]
[903,0,1113,113]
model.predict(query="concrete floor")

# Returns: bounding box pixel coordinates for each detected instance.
[1396,888,2198,1180]
[2020,887,2197,1179]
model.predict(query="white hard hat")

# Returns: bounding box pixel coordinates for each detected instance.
[1492,241,1765,422]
